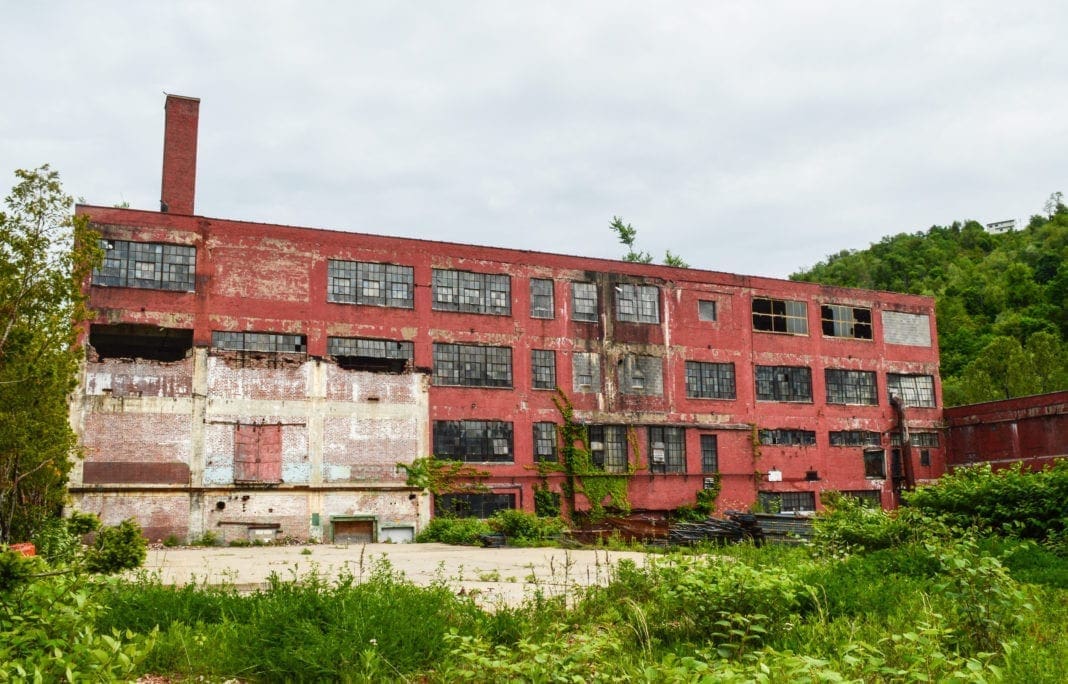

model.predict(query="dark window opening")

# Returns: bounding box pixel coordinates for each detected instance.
[758,491,816,513]
[686,361,736,399]
[531,349,556,390]
[829,430,881,447]
[89,323,193,362]
[433,420,513,463]
[329,337,413,373]
[752,297,807,334]
[700,434,719,473]
[821,304,873,339]
[435,493,515,518]
[840,490,882,507]
[863,448,887,479]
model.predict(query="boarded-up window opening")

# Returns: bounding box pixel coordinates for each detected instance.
[88,323,193,361]
[619,355,663,396]
[234,424,283,484]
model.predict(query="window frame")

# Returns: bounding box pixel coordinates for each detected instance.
[327,259,414,309]
[211,331,307,353]
[887,373,936,408]
[863,448,887,478]
[531,349,556,390]
[327,337,413,362]
[698,300,718,322]
[432,343,513,388]
[755,365,813,403]
[648,426,685,474]
[829,430,881,447]
[587,425,628,473]
[530,278,555,319]
[93,239,196,292]
[685,361,737,400]
[752,296,808,335]
[759,429,817,446]
[820,304,873,340]
[571,282,599,322]
[758,491,816,513]
[432,420,514,463]
[533,422,557,462]
[824,369,878,405]
[700,434,719,474]
[432,269,511,316]
[615,284,660,324]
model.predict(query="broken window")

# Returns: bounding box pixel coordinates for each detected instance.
[530,278,554,319]
[572,352,601,392]
[615,284,660,324]
[433,420,514,463]
[758,491,816,513]
[825,369,878,405]
[698,300,717,322]
[93,239,196,291]
[327,260,414,308]
[887,373,936,407]
[892,431,939,466]
[531,349,556,390]
[533,422,557,462]
[432,269,511,315]
[755,365,813,403]
[759,429,816,446]
[685,361,736,399]
[618,355,663,395]
[435,492,515,518]
[234,424,282,484]
[829,430,881,447]
[328,337,413,372]
[700,434,719,473]
[648,426,685,473]
[821,304,873,340]
[433,343,512,387]
[571,282,598,322]
[587,425,628,473]
[752,297,808,335]
[212,331,306,353]
[88,323,193,361]
[863,449,887,478]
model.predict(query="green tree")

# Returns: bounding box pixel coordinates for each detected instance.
[0,166,100,543]
[609,216,690,267]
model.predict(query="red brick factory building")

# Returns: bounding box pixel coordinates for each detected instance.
[68,95,947,543]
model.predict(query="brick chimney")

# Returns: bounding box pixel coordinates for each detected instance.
[160,94,200,214]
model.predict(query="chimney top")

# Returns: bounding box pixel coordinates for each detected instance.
[160,94,200,215]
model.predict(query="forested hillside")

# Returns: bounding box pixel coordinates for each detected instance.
[791,194,1068,406]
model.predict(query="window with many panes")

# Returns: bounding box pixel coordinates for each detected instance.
[533,422,557,462]
[752,297,808,334]
[700,434,719,473]
[573,352,600,392]
[892,431,939,466]
[328,337,413,362]
[685,361,736,399]
[531,349,556,390]
[94,239,196,291]
[433,343,512,387]
[755,365,813,402]
[615,284,659,323]
[212,331,306,353]
[530,278,554,319]
[587,425,628,473]
[863,449,886,478]
[433,420,513,462]
[572,282,598,322]
[759,429,816,446]
[432,269,511,315]
[758,491,816,513]
[829,430,881,447]
[327,260,414,308]
[821,304,873,339]
[887,373,936,407]
[648,426,685,473]
[825,369,878,405]
[618,355,663,395]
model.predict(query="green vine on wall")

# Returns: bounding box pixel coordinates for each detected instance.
[552,388,638,520]
[397,457,490,496]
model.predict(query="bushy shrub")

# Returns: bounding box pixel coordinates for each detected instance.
[906,461,1068,541]
[814,493,948,553]
[86,519,147,574]
[415,516,492,545]
[488,510,567,543]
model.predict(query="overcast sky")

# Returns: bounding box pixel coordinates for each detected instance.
[3,2,1066,278]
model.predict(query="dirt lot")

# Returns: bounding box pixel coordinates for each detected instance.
[140,543,651,607]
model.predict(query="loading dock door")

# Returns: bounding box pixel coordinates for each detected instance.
[332,519,374,543]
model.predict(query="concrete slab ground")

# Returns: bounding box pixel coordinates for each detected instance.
[139,543,652,607]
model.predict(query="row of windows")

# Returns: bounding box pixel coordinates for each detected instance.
[200,329,936,408]
[432,421,940,468]
[96,243,905,344]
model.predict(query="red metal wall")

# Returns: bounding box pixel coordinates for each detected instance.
[944,391,1068,470]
